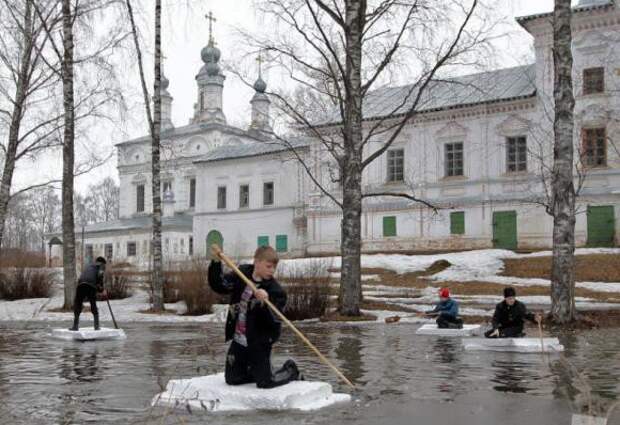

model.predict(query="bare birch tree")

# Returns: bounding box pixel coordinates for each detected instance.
[0,0,61,253]
[550,0,576,324]
[124,0,164,311]
[242,0,496,315]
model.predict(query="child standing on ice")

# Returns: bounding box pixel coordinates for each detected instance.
[208,245,302,388]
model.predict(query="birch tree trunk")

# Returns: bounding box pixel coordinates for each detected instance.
[61,0,77,309]
[550,0,576,323]
[150,0,164,311]
[338,0,366,315]
[0,0,34,253]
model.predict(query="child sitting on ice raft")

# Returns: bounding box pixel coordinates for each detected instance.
[417,287,463,329]
[485,287,542,338]
[208,245,302,388]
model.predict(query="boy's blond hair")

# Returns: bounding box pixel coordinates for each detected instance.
[254,246,279,265]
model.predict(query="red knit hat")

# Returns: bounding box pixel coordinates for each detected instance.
[439,288,450,298]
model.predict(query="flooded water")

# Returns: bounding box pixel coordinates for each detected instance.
[0,321,619,424]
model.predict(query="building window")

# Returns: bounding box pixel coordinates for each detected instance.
[275,235,288,252]
[583,67,604,95]
[257,236,269,247]
[162,181,172,197]
[445,142,464,177]
[137,184,145,213]
[217,186,227,209]
[189,236,193,256]
[173,240,178,254]
[127,242,137,257]
[383,216,397,237]
[142,240,147,255]
[263,182,274,206]
[104,243,113,260]
[189,178,196,208]
[387,149,404,182]
[450,211,465,235]
[85,244,93,263]
[582,128,607,167]
[239,184,249,208]
[180,238,185,254]
[506,136,527,172]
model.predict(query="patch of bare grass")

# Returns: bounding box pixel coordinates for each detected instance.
[502,254,620,282]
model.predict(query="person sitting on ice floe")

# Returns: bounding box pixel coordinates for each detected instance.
[417,287,463,329]
[208,245,302,388]
[484,287,542,338]
[70,256,107,331]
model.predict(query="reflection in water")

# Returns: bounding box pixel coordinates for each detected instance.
[431,338,462,400]
[334,328,365,385]
[0,322,618,425]
[491,358,537,393]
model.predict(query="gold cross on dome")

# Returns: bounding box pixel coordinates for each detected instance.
[206,11,217,43]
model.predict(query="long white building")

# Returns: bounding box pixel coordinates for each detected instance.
[47,0,619,265]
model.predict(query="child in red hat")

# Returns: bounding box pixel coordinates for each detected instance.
[417,287,463,329]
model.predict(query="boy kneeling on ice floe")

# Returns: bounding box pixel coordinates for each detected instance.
[484,287,542,338]
[417,287,463,329]
[208,245,302,388]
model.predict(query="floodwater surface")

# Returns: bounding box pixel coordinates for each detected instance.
[0,321,619,424]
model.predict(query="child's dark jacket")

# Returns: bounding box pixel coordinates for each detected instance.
[208,261,286,347]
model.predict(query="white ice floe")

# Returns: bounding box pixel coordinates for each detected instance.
[50,327,126,341]
[463,337,564,353]
[416,324,482,337]
[571,414,608,425]
[152,373,350,412]
[0,290,228,324]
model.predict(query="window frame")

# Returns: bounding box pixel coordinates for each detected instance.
[583,67,605,95]
[263,181,274,206]
[189,178,196,208]
[127,241,137,257]
[444,142,464,177]
[581,127,607,168]
[386,148,405,183]
[239,184,250,209]
[136,184,145,213]
[450,211,465,235]
[506,136,528,173]
[217,186,227,210]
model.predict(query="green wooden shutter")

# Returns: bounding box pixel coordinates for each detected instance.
[450,212,465,235]
[383,216,397,237]
[257,236,269,247]
[275,235,288,252]
[492,211,517,250]
[587,205,615,247]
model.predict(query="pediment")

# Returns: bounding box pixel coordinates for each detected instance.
[435,121,468,140]
[132,173,147,183]
[496,114,531,136]
[576,103,609,126]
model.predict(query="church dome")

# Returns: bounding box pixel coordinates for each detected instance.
[161,73,169,90]
[201,42,221,64]
[253,76,267,93]
[206,61,221,77]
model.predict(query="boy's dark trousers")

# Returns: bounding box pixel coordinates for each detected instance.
[225,341,299,388]
[436,313,463,329]
[72,283,99,330]
[484,326,524,338]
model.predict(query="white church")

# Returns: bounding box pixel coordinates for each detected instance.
[48,0,620,266]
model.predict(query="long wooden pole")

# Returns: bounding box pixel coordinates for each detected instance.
[211,245,355,389]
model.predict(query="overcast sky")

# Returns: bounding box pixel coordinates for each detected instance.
[14,0,574,193]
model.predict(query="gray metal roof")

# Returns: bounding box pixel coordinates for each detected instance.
[73,214,193,235]
[516,0,614,24]
[194,137,310,163]
[319,64,536,126]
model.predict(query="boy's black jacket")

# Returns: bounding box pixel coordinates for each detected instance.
[208,261,287,347]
